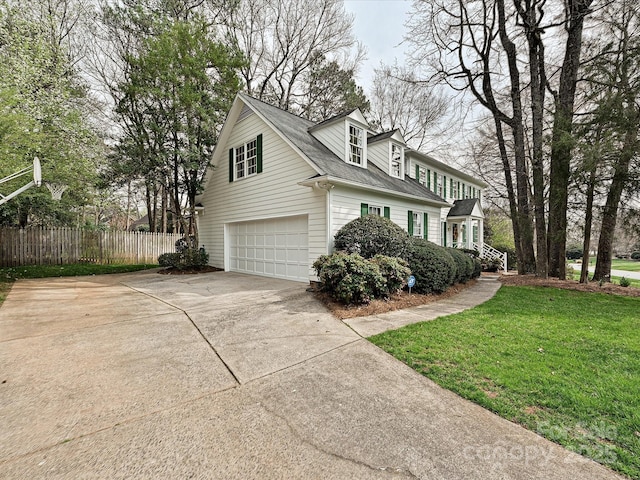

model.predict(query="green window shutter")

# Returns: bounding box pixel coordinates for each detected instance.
[228,148,234,182]
[427,169,431,189]
[407,210,414,236]
[457,181,461,199]
[256,134,263,173]
[415,164,419,180]
[444,175,447,198]
[450,178,454,197]
[443,223,447,247]
[361,203,369,217]
[383,206,390,219]
[423,213,428,240]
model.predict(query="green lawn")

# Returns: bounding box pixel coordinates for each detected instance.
[570,270,640,288]
[611,259,640,272]
[370,286,640,479]
[0,263,158,308]
[575,258,640,272]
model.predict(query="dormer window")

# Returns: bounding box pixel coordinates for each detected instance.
[390,143,403,178]
[348,123,364,166]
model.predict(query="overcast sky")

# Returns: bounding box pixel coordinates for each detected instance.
[343,0,413,91]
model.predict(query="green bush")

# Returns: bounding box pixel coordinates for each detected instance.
[472,258,482,278]
[157,248,209,270]
[566,247,583,261]
[631,252,640,260]
[620,277,631,287]
[371,255,411,297]
[334,215,410,259]
[448,248,474,283]
[313,252,385,305]
[406,238,456,294]
[158,252,181,268]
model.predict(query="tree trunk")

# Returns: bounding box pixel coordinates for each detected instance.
[520,0,548,277]
[593,125,638,280]
[497,0,536,273]
[547,0,593,279]
[580,163,597,283]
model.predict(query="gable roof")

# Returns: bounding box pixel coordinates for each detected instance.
[447,198,483,217]
[239,93,448,205]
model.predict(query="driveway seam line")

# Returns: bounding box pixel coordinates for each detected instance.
[122,284,242,385]
[243,338,363,384]
[0,384,240,466]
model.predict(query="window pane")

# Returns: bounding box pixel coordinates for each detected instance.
[369,205,382,216]
[246,139,257,175]
[235,145,245,179]
[349,125,363,165]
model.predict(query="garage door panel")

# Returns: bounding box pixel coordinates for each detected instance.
[228,215,308,282]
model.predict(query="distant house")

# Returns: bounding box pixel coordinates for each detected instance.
[196,93,499,283]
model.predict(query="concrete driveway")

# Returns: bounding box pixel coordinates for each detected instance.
[0,271,623,479]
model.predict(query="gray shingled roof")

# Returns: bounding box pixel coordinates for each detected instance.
[448,199,479,217]
[240,94,447,204]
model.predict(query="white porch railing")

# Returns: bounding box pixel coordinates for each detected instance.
[473,242,508,272]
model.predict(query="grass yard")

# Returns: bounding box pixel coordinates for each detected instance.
[611,259,640,272]
[370,286,640,479]
[570,270,640,288]
[0,263,158,308]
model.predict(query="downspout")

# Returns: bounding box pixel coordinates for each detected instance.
[315,181,334,254]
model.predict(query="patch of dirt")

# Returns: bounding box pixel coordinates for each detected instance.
[500,274,640,297]
[314,280,478,320]
[158,266,223,275]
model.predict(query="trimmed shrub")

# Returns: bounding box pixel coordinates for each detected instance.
[158,247,209,270]
[448,248,475,283]
[566,247,583,261]
[462,248,479,258]
[471,258,482,278]
[371,255,411,297]
[313,252,385,305]
[406,238,456,294]
[620,277,631,287]
[631,252,640,260]
[334,215,410,259]
[158,252,181,268]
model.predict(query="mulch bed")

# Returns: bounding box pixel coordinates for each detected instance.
[314,280,478,320]
[499,274,640,297]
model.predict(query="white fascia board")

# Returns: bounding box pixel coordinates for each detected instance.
[298,175,451,208]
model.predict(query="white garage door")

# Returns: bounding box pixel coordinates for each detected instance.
[228,215,309,282]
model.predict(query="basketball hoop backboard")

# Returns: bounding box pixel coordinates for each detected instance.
[33,157,42,187]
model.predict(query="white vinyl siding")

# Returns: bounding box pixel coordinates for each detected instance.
[309,122,345,159]
[331,186,441,244]
[198,110,326,281]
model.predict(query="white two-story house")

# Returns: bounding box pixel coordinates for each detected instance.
[196,93,495,283]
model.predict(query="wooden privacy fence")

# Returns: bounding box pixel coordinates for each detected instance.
[0,227,182,267]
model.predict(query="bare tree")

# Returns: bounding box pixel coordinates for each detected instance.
[368,63,450,152]
[407,0,537,273]
[546,0,594,278]
[224,0,365,112]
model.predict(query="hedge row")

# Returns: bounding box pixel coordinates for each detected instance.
[316,216,482,304]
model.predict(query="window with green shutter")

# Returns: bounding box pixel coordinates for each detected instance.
[384,206,390,219]
[407,210,414,236]
[443,175,447,198]
[361,203,369,216]
[427,169,431,189]
[423,212,428,240]
[229,134,263,182]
